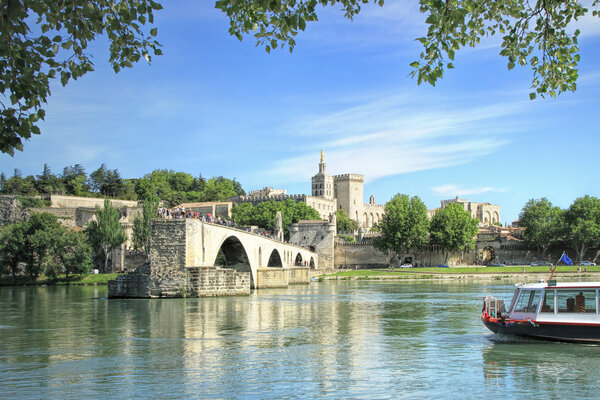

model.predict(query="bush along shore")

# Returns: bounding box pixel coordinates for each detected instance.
[0,273,119,286]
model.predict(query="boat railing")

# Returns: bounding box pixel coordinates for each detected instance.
[483,296,506,318]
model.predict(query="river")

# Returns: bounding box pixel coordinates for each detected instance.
[1,281,600,399]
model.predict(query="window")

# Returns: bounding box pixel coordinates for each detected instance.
[540,290,555,313]
[557,290,596,313]
[513,290,541,313]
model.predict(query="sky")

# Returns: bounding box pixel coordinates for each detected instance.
[2,1,600,224]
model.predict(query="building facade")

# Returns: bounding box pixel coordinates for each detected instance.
[437,196,501,226]
[229,151,384,229]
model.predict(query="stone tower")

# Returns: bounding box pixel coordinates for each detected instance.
[311,150,335,200]
[333,173,365,225]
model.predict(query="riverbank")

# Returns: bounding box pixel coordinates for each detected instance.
[0,273,118,286]
[320,266,600,282]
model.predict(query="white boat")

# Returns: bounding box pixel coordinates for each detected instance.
[482,281,600,342]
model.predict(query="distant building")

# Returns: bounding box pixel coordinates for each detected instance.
[435,196,501,226]
[229,150,385,229]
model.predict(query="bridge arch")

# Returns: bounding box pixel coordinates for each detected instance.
[212,235,254,287]
[294,253,304,266]
[267,249,283,267]
[309,257,315,269]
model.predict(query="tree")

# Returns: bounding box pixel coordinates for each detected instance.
[62,164,89,196]
[519,198,564,259]
[132,197,159,254]
[232,199,320,238]
[53,230,93,279]
[89,164,108,193]
[335,209,357,233]
[564,195,600,264]
[22,212,64,280]
[1,0,163,155]
[85,199,127,272]
[0,223,26,281]
[373,194,430,263]
[216,0,596,99]
[430,203,479,264]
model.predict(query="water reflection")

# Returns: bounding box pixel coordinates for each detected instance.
[2,282,600,399]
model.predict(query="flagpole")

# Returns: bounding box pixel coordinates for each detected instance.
[549,252,565,281]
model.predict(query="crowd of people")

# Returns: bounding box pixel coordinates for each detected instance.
[157,207,235,226]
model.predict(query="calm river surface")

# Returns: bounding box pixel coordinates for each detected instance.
[2,281,600,399]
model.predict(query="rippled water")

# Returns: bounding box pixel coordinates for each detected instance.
[1,281,600,399]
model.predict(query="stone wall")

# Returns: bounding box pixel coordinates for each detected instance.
[288,267,310,284]
[187,266,250,296]
[0,196,29,228]
[334,241,389,268]
[256,268,289,288]
[108,263,152,298]
[49,194,138,209]
[289,220,335,269]
[148,219,188,297]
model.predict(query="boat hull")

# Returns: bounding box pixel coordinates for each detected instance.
[482,316,600,343]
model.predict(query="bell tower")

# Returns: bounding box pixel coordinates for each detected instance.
[311,149,334,200]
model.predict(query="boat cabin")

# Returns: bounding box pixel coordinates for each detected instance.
[507,282,600,323]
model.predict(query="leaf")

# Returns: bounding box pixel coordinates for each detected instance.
[409,61,420,68]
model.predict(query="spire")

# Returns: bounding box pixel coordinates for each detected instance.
[320,149,324,163]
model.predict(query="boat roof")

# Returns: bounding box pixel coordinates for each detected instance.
[517,281,600,289]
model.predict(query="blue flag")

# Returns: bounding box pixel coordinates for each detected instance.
[560,253,573,266]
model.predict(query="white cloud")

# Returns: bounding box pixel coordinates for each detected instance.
[431,184,509,197]
[257,90,528,187]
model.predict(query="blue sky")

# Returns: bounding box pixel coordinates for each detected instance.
[2,1,600,224]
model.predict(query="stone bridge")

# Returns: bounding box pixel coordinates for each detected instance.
[109,219,319,298]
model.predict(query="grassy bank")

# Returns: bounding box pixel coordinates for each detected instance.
[325,265,600,278]
[0,273,119,286]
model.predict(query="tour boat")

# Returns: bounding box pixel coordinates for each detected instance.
[482,281,600,342]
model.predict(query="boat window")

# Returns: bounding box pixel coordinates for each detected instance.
[540,290,555,313]
[557,290,596,313]
[513,290,541,313]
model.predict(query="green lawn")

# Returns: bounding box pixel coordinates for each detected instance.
[0,273,119,286]
[328,265,600,277]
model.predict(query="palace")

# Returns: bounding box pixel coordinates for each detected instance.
[229,151,385,229]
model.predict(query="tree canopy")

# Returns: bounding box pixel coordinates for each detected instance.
[1,0,163,155]
[216,0,598,99]
[373,194,430,261]
[335,209,357,233]
[519,198,564,259]
[0,212,92,280]
[232,199,320,238]
[564,195,600,264]
[85,199,127,272]
[429,202,479,263]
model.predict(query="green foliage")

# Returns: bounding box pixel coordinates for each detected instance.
[519,198,564,258]
[134,170,244,206]
[430,203,479,263]
[564,195,600,264]
[373,194,430,257]
[216,0,597,98]
[0,0,163,155]
[336,209,357,233]
[0,212,92,280]
[15,196,51,208]
[133,197,159,253]
[85,199,127,272]
[232,199,320,237]
[53,230,93,278]
[22,212,64,279]
[0,223,27,280]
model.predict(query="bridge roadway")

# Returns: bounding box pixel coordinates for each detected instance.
[151,219,318,289]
